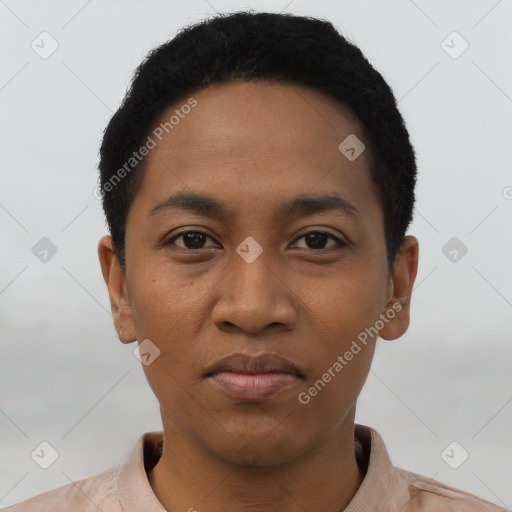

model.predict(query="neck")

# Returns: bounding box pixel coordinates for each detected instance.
[148,411,364,512]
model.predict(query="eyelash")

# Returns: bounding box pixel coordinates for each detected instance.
[164,229,347,252]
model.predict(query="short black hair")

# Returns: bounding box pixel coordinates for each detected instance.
[98,10,417,274]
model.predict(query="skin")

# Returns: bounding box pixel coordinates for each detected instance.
[98,81,419,512]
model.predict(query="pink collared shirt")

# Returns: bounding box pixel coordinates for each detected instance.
[4,424,507,511]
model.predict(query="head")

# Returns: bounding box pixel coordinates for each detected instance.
[98,11,419,466]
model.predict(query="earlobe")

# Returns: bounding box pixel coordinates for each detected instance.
[379,298,410,341]
[97,235,137,344]
[378,236,419,342]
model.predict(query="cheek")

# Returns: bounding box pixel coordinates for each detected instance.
[296,345,375,443]
[308,264,385,349]
[297,266,384,407]
[128,259,209,339]
[126,263,214,398]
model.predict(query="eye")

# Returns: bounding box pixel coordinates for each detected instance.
[164,229,346,252]
[292,231,346,251]
[165,230,218,250]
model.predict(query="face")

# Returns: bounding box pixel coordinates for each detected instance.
[99,81,418,466]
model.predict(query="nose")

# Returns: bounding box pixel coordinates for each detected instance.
[211,248,297,335]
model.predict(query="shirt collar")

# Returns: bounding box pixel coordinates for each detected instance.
[346,424,396,510]
[116,430,166,511]
[115,424,395,511]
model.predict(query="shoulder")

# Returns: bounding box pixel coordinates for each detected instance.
[356,425,507,512]
[394,467,509,511]
[3,465,122,512]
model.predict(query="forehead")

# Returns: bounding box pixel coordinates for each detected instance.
[151,81,365,164]
[130,81,380,223]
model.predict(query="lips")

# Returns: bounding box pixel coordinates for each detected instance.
[204,353,304,401]
[205,353,303,377]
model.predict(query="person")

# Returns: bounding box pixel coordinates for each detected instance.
[5,10,507,512]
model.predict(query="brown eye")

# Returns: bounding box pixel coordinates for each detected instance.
[167,231,217,250]
[292,231,346,251]
[164,229,346,252]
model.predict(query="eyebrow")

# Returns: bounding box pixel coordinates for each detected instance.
[148,191,359,220]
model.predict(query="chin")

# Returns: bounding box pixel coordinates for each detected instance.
[202,420,309,467]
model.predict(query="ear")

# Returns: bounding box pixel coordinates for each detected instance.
[379,235,419,341]
[98,235,137,344]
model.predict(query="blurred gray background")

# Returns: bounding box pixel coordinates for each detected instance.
[1,0,511,508]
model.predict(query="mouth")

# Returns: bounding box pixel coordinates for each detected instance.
[204,353,304,401]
